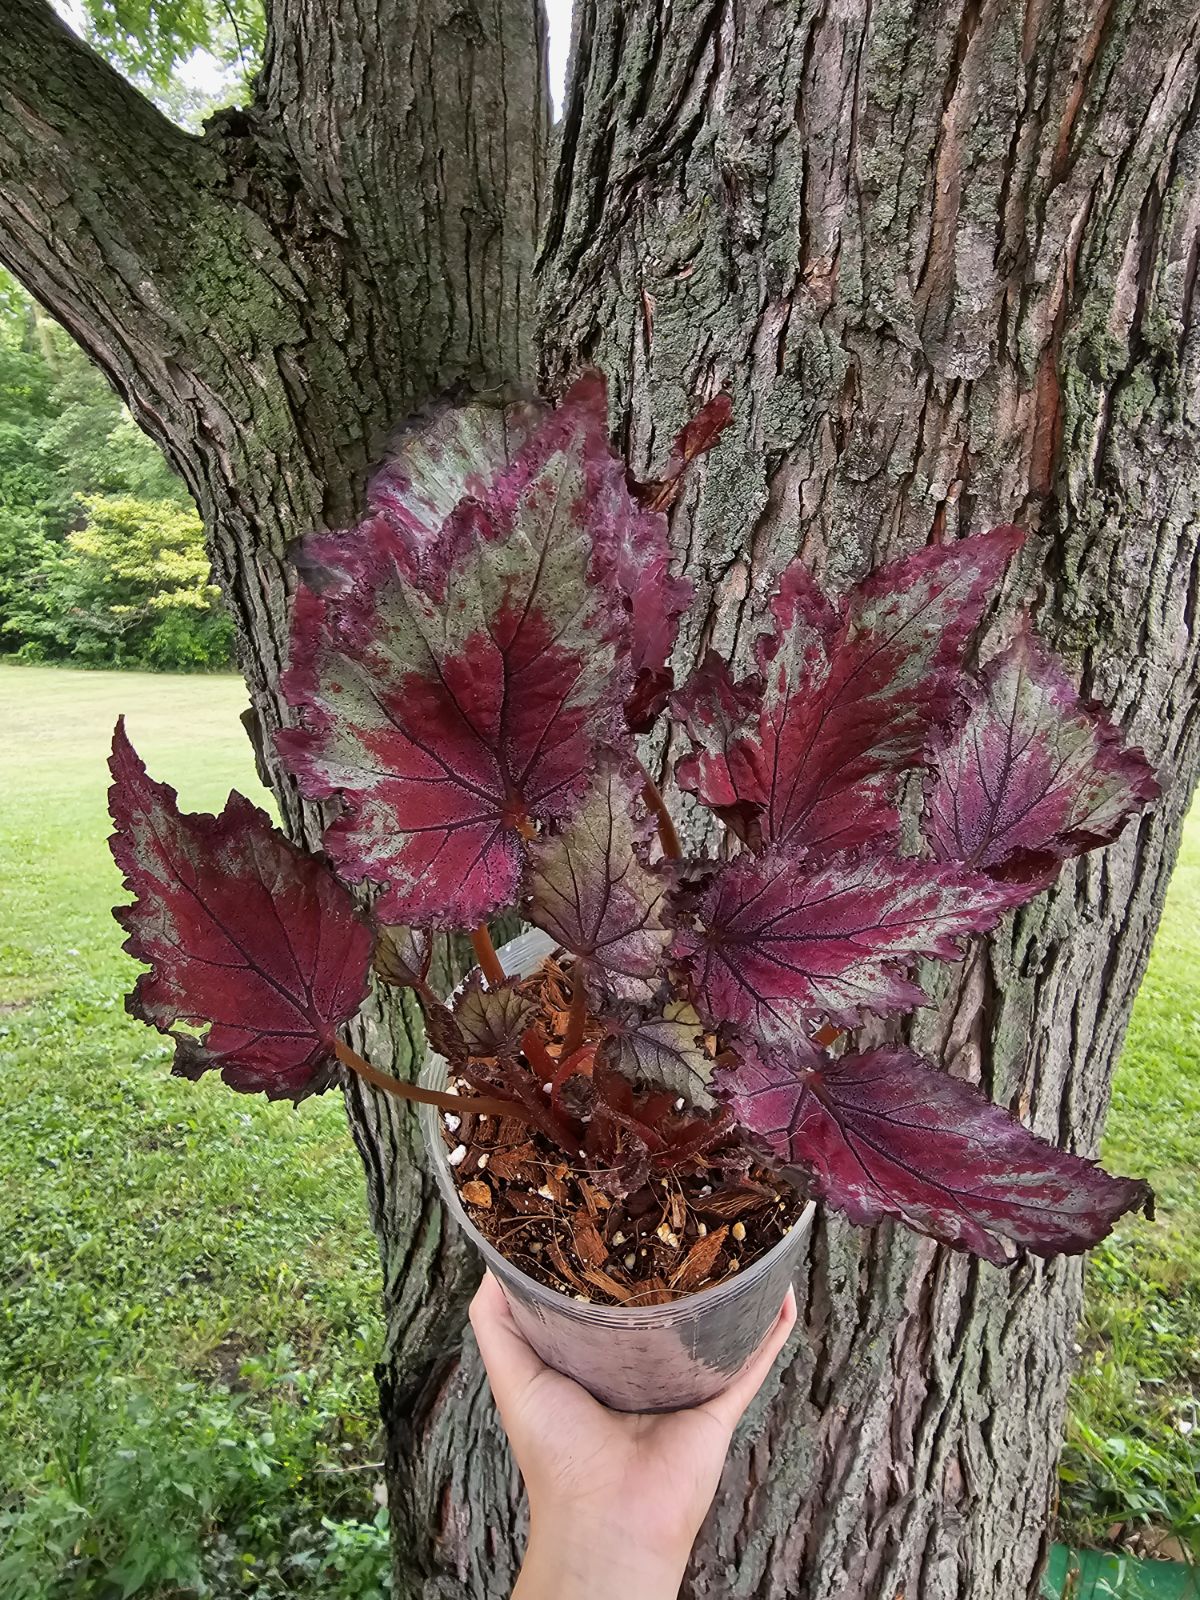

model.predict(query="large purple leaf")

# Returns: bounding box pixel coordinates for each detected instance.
[718,1044,1151,1262]
[108,721,373,1102]
[279,378,651,927]
[673,527,1024,852]
[673,847,1027,1044]
[924,623,1160,885]
[372,377,701,735]
[526,760,672,1002]
[373,372,694,737]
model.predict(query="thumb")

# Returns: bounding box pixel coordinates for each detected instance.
[469,1270,549,1417]
[697,1286,797,1434]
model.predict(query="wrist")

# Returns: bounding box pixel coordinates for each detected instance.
[514,1512,691,1600]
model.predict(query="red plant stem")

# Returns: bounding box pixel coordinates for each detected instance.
[548,1042,596,1117]
[559,969,588,1059]
[521,1027,557,1080]
[467,924,556,1078]
[332,1039,526,1121]
[477,1060,583,1150]
[597,1100,668,1153]
[657,1107,737,1168]
[525,1090,583,1152]
[466,922,581,1142]
[470,924,507,988]
[553,1040,595,1085]
[636,760,682,860]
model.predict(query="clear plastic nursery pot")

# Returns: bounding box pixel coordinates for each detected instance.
[419,929,816,1413]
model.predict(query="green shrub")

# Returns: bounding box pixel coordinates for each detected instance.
[4,494,233,671]
[0,269,232,672]
[0,1355,390,1599]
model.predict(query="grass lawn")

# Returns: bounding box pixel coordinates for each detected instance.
[0,666,387,1599]
[1059,802,1200,1566]
[0,663,1195,1596]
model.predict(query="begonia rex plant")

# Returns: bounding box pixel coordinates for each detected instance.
[108,373,1158,1267]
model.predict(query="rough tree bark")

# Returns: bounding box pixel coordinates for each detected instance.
[2,2,1198,1598]
[532,5,1200,1597]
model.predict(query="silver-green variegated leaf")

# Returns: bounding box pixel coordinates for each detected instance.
[367,394,544,560]
[278,380,635,928]
[526,760,672,1003]
[924,622,1160,887]
[599,999,715,1107]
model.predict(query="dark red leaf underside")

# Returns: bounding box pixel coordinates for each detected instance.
[611,391,736,730]
[674,527,1024,852]
[108,720,373,1102]
[924,623,1160,884]
[673,846,1028,1044]
[717,1044,1152,1262]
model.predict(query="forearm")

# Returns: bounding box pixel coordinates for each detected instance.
[513,1518,689,1600]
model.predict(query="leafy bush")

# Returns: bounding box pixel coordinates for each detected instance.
[0,1355,390,1599]
[6,494,233,671]
[0,270,232,672]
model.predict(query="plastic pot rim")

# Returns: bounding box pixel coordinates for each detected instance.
[417,928,817,1328]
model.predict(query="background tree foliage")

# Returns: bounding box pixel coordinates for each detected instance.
[0,269,232,670]
[73,0,262,95]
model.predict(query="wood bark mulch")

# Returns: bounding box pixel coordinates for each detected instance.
[439,1096,805,1308]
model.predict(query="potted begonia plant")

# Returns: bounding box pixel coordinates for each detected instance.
[107,374,1157,1411]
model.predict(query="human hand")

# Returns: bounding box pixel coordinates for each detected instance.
[469,1270,798,1600]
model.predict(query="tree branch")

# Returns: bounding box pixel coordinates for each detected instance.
[258,0,550,386]
[1,0,551,554]
[0,0,371,560]
[0,1,211,403]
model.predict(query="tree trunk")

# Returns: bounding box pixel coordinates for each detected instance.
[530,4,1200,1596]
[3,2,1199,1598]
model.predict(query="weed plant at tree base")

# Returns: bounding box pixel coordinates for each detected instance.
[107,374,1160,1267]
